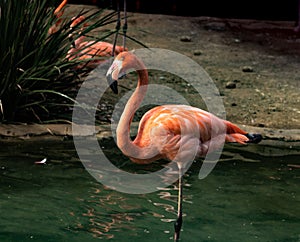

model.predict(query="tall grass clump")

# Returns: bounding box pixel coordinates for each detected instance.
[0,0,121,123]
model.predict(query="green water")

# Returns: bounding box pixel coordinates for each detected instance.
[0,139,299,242]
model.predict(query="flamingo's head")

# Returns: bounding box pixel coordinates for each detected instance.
[106,51,137,94]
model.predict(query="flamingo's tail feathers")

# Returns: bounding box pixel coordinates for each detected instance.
[225,121,247,135]
[226,133,249,144]
[224,121,262,144]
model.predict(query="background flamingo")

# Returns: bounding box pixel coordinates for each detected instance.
[49,0,127,69]
[66,15,127,69]
[106,51,262,241]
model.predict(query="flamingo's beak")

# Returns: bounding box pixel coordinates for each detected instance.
[245,133,262,143]
[106,58,125,94]
[106,73,118,94]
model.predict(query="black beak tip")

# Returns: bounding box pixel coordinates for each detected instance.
[246,133,263,144]
[106,73,118,94]
[110,80,118,94]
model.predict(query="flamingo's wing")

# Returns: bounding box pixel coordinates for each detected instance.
[133,105,216,159]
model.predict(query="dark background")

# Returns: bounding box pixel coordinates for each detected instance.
[70,0,299,21]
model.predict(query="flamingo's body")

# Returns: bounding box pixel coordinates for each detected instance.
[67,38,127,69]
[129,105,251,164]
[66,14,127,68]
[106,51,262,241]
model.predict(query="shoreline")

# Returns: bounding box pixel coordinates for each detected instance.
[0,123,299,148]
[1,123,300,140]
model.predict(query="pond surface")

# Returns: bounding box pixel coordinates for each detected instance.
[0,139,299,242]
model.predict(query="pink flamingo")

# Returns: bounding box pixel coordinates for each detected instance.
[106,51,262,241]
[66,15,127,69]
[50,0,127,68]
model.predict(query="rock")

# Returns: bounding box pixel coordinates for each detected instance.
[193,50,202,56]
[242,66,254,72]
[225,81,237,89]
[180,36,191,42]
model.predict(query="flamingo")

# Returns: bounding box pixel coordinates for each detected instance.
[49,0,127,68]
[106,51,262,241]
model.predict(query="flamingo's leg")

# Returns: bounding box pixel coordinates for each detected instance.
[122,0,128,50]
[174,167,183,242]
[111,0,121,58]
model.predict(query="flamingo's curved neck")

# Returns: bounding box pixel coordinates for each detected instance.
[116,68,157,161]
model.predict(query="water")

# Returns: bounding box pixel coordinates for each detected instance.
[0,139,299,242]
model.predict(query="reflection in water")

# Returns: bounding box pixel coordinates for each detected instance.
[66,175,197,240]
[153,180,194,222]
[73,181,195,240]
[72,186,142,239]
